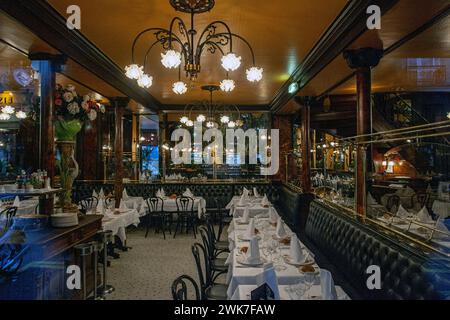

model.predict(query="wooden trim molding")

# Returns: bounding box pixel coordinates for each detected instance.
[270,0,398,113]
[0,0,161,111]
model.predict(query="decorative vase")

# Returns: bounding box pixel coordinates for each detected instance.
[55,119,82,142]
[56,141,80,211]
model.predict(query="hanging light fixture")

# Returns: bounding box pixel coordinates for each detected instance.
[137,74,153,88]
[1,105,15,114]
[0,113,11,121]
[179,85,242,128]
[172,81,188,95]
[220,79,235,92]
[125,0,263,92]
[15,110,27,119]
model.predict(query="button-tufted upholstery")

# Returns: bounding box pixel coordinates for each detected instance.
[305,200,450,300]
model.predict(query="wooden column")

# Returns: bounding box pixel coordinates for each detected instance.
[159,112,168,181]
[344,48,383,216]
[295,96,313,193]
[110,97,129,207]
[30,53,66,214]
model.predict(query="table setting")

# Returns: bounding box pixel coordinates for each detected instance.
[225,211,348,300]
[226,188,272,218]
[150,187,206,218]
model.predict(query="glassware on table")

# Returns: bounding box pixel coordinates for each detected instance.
[303,272,318,299]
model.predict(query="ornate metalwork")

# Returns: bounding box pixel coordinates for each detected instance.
[170,0,215,14]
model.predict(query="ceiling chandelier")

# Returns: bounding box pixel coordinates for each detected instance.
[180,84,242,128]
[125,0,263,94]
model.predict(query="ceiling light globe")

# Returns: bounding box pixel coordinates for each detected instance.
[220,115,230,124]
[196,114,206,122]
[161,50,182,69]
[246,67,263,82]
[1,105,15,114]
[172,81,187,95]
[125,64,144,80]
[137,74,153,88]
[221,53,242,71]
[180,116,189,124]
[186,120,194,127]
[228,121,236,128]
[0,113,11,121]
[235,119,244,127]
[220,79,235,92]
[206,121,215,128]
[15,111,27,119]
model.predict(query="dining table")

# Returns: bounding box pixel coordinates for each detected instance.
[225,208,349,300]
[147,196,207,219]
[89,208,141,243]
[226,196,272,218]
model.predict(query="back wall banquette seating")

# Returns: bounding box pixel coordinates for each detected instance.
[304,199,450,300]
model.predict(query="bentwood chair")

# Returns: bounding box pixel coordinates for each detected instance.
[105,196,115,210]
[0,206,18,233]
[171,275,200,300]
[387,195,400,213]
[145,197,171,239]
[214,198,232,241]
[204,218,229,257]
[78,196,98,215]
[174,196,196,238]
[199,228,228,283]
[191,243,228,300]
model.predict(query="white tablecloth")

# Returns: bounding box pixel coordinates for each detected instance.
[231,284,349,300]
[432,200,450,218]
[225,212,328,300]
[122,196,147,217]
[0,199,39,215]
[101,208,140,243]
[226,196,272,218]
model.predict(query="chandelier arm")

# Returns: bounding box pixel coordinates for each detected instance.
[168,17,190,49]
[142,39,161,71]
[198,41,226,57]
[131,27,170,63]
[195,21,234,58]
[214,32,256,65]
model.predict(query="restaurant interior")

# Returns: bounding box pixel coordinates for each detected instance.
[0,0,449,301]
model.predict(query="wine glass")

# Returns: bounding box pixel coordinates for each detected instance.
[304,272,317,299]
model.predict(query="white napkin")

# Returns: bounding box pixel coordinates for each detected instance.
[160,188,166,197]
[119,199,127,211]
[245,236,261,264]
[122,188,129,200]
[396,204,409,218]
[0,186,5,193]
[255,263,280,300]
[92,189,98,198]
[12,196,20,207]
[183,188,194,197]
[417,206,432,223]
[367,192,378,205]
[269,207,278,223]
[275,217,287,238]
[289,234,305,263]
[261,194,270,207]
[96,199,104,214]
[253,187,260,198]
[433,218,449,240]
[242,207,250,223]
[320,269,338,300]
[99,188,105,199]
[238,194,248,206]
[245,218,256,239]
[242,187,249,197]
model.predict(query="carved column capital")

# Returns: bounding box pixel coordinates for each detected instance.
[343,47,383,69]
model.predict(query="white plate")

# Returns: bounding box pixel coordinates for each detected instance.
[283,255,315,267]
[236,256,266,267]
[237,234,261,241]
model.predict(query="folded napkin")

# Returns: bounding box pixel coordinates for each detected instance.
[289,234,305,263]
[0,186,5,193]
[238,194,248,206]
[275,217,287,238]
[96,199,104,214]
[122,188,129,200]
[245,236,261,264]
[269,207,278,223]
[367,192,378,206]
[183,188,194,197]
[242,187,249,197]
[245,218,256,239]
[417,206,433,223]
[242,207,250,223]
[396,204,410,219]
[119,199,127,211]
[320,269,338,300]
[255,263,280,300]
[12,196,20,207]
[253,187,260,197]
[433,218,450,240]
[92,189,98,198]
[99,188,105,199]
[261,194,270,207]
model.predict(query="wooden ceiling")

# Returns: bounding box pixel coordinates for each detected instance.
[46,0,347,105]
[296,0,450,104]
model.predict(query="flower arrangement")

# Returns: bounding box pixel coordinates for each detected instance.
[55,84,105,123]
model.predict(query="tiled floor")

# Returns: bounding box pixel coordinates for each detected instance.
[107,227,200,300]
